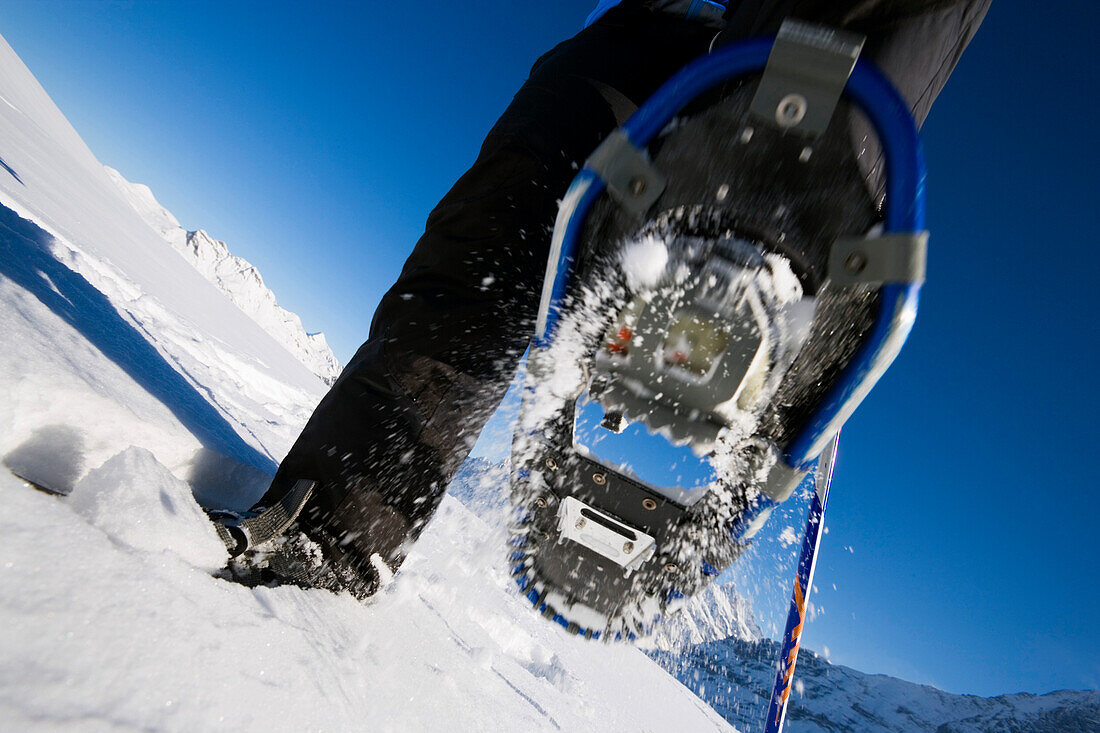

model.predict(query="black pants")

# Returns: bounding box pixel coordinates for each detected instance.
[258,0,989,587]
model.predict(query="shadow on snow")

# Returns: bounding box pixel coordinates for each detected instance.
[0,202,278,489]
[0,155,23,185]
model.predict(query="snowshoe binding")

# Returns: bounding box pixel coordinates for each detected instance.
[208,479,383,598]
[509,21,928,640]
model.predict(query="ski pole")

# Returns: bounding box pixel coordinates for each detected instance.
[765,435,838,733]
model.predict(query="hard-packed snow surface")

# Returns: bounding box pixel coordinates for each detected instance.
[1,468,734,731]
[0,31,733,732]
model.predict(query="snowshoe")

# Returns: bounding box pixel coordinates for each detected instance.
[508,21,928,640]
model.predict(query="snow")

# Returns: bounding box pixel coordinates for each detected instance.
[68,447,227,572]
[0,30,734,732]
[663,634,1100,732]
[0,464,733,732]
[620,233,669,290]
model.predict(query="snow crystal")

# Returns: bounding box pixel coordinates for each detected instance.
[620,233,669,290]
[762,253,803,305]
[778,525,799,548]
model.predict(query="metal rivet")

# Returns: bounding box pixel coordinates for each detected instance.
[776,93,807,127]
[575,518,587,530]
[545,456,558,471]
[623,541,634,554]
[592,473,607,485]
[534,496,548,509]
[642,498,657,511]
[663,563,679,573]
[629,177,647,196]
[845,252,868,274]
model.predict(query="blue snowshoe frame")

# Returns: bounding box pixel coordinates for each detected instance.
[521,30,926,731]
[535,37,925,464]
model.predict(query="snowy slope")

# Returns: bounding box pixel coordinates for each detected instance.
[0,462,732,731]
[0,31,326,507]
[103,166,342,385]
[0,31,733,732]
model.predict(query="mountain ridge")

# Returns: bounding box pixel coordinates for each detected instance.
[102,165,342,385]
[658,636,1100,732]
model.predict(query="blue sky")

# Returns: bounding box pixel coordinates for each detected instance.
[1,0,1095,698]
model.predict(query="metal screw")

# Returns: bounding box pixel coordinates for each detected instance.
[629,177,647,196]
[845,251,868,274]
[663,562,679,574]
[642,498,657,511]
[575,517,587,530]
[592,473,607,485]
[623,541,634,554]
[544,456,558,471]
[776,93,807,128]
[534,496,548,509]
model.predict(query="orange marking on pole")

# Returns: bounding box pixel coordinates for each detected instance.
[777,577,808,719]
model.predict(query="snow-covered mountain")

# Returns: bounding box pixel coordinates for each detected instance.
[656,637,1100,732]
[0,30,732,732]
[103,166,342,385]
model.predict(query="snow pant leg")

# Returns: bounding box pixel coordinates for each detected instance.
[720,0,991,194]
[255,3,718,588]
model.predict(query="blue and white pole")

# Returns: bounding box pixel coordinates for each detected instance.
[764,436,837,733]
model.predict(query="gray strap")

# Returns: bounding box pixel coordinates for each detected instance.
[828,232,929,286]
[749,19,865,137]
[215,479,315,556]
[584,130,667,216]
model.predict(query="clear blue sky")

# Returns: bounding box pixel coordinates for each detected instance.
[1,0,1095,698]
